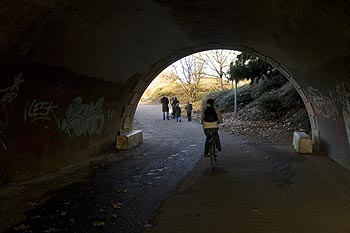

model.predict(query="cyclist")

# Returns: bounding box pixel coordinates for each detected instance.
[201,98,222,157]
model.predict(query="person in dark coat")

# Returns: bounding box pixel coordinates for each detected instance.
[175,103,182,122]
[171,97,179,118]
[160,95,170,120]
[201,98,222,156]
[185,101,193,121]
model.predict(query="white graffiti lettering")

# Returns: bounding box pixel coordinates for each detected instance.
[0,73,24,150]
[61,97,105,137]
[308,81,350,147]
[308,87,338,120]
[24,99,60,128]
[1,73,24,104]
[344,109,350,148]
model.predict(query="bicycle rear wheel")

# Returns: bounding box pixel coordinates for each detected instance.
[209,139,216,169]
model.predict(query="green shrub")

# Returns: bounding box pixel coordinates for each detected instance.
[216,85,253,112]
[201,90,228,109]
[252,73,288,98]
[281,88,304,110]
[257,95,286,120]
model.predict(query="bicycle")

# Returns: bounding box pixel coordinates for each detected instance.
[208,130,216,170]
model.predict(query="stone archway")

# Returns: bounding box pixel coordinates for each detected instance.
[124,44,320,145]
[1,0,350,181]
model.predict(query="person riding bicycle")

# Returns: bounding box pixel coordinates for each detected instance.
[201,98,222,157]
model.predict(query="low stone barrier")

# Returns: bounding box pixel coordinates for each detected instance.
[116,130,143,150]
[293,131,312,154]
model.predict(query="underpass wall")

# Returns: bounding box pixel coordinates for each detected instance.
[0,64,124,183]
[293,55,350,168]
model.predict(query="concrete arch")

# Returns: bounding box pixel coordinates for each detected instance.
[125,45,320,145]
[1,0,350,182]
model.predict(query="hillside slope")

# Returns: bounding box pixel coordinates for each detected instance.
[214,79,311,144]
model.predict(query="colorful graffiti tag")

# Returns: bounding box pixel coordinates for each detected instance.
[46,82,77,102]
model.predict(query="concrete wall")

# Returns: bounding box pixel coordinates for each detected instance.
[1,0,350,182]
[0,63,128,182]
[293,55,350,167]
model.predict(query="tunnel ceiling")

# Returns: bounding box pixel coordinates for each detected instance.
[2,0,350,181]
[1,0,350,82]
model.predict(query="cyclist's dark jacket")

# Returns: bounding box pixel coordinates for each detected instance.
[201,104,222,129]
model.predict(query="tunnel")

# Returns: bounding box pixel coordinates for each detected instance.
[0,0,350,183]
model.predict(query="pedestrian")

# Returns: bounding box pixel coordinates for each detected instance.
[170,96,174,118]
[175,103,182,122]
[171,97,179,119]
[185,101,193,121]
[201,98,222,157]
[160,94,170,120]
[169,107,173,119]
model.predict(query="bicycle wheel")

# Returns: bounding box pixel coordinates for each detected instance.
[209,137,216,169]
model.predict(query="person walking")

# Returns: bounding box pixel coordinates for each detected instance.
[175,103,182,122]
[171,97,179,119]
[160,95,170,120]
[185,101,193,121]
[201,98,222,157]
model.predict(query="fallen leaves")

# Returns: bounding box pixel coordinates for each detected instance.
[116,189,128,194]
[112,203,123,209]
[13,224,29,231]
[93,221,105,227]
[44,227,59,232]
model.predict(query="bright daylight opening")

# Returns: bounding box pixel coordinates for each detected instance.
[136,49,311,145]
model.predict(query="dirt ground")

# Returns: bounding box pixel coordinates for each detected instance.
[192,110,309,146]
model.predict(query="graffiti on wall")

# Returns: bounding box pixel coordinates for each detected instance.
[46,82,77,102]
[24,100,60,128]
[106,109,115,120]
[308,87,338,122]
[344,109,350,148]
[18,96,107,156]
[0,73,24,150]
[308,81,350,147]
[61,97,105,137]
[1,73,24,104]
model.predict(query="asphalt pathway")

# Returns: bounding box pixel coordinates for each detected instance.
[4,104,350,233]
[4,104,206,233]
[145,108,350,233]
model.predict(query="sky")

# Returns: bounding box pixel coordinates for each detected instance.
[163,49,241,80]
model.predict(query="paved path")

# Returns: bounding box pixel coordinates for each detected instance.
[144,108,350,233]
[3,104,206,233]
[3,104,350,233]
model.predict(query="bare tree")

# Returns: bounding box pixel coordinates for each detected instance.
[198,50,236,90]
[168,55,205,102]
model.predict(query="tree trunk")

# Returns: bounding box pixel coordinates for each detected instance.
[220,68,224,90]
[233,78,237,117]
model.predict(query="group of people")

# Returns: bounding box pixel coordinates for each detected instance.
[160,95,222,157]
[160,95,193,122]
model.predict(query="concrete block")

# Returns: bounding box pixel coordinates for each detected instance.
[293,131,312,154]
[116,130,143,150]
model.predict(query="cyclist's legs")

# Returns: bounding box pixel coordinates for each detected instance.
[212,130,221,151]
[204,128,217,154]
[204,129,212,155]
